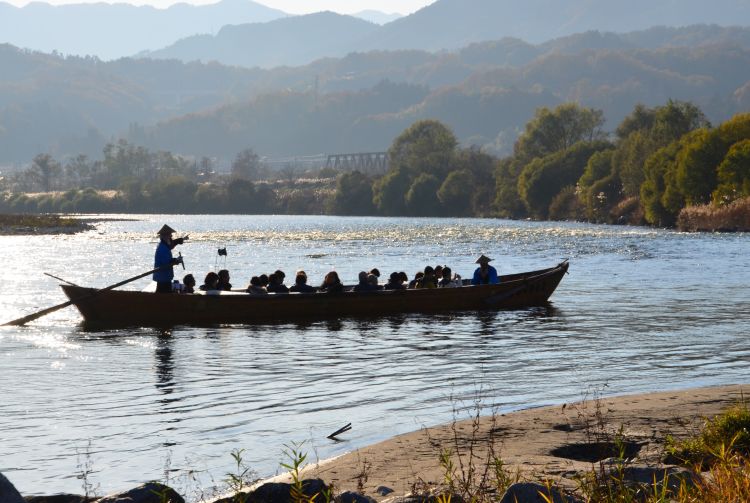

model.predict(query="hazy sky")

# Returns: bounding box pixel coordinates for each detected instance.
[3,0,437,15]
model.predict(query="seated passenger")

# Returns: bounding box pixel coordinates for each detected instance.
[416,266,438,289]
[289,270,316,293]
[408,271,424,289]
[246,276,268,295]
[217,269,232,291]
[368,273,382,290]
[267,272,289,293]
[384,271,405,290]
[369,268,381,280]
[319,271,344,293]
[274,270,287,285]
[182,274,196,294]
[353,271,378,292]
[434,265,444,281]
[259,274,269,289]
[471,255,499,285]
[438,266,461,288]
[199,271,220,291]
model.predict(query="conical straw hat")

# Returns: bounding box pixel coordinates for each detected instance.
[157,224,176,235]
[475,254,493,264]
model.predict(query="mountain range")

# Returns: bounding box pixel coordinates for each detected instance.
[146,0,750,68]
[3,23,750,165]
[2,0,750,66]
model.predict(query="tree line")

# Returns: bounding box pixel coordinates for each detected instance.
[2,100,749,229]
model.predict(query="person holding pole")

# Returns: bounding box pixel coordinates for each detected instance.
[154,224,188,293]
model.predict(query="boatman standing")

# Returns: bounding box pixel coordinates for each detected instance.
[471,254,499,285]
[154,224,188,293]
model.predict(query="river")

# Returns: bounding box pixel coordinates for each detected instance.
[1,215,748,500]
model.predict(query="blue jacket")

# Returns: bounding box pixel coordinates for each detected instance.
[471,265,499,285]
[153,240,174,283]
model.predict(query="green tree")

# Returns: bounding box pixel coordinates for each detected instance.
[518,140,612,219]
[437,170,474,217]
[713,139,750,204]
[330,170,375,215]
[405,173,442,216]
[372,168,410,216]
[514,103,605,163]
[388,120,458,179]
[675,128,723,205]
[454,146,495,215]
[493,158,526,218]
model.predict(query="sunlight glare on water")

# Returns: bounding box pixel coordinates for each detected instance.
[0,215,748,500]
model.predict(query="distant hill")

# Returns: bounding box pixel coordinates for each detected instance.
[141,0,750,68]
[362,0,750,51]
[3,24,750,164]
[0,0,286,60]
[145,12,379,68]
[352,10,403,25]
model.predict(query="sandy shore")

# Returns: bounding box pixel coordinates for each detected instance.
[289,384,746,501]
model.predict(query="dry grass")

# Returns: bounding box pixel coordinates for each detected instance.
[677,196,750,232]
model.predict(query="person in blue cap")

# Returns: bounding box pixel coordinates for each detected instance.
[153,224,188,293]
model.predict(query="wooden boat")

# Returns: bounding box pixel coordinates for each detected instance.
[60,260,569,326]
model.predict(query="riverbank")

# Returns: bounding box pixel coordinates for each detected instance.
[288,384,746,501]
[0,213,92,235]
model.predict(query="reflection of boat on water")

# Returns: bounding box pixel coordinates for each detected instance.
[61,261,569,327]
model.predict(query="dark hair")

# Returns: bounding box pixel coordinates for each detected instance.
[250,276,261,286]
[389,271,400,282]
[204,272,219,286]
[259,274,269,286]
[218,269,229,279]
[424,266,434,274]
[369,268,380,278]
[183,274,195,286]
[399,271,408,282]
[268,272,279,284]
[442,267,452,278]
[274,269,286,279]
[295,271,308,285]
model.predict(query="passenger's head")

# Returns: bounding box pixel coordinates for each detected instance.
[434,265,443,277]
[424,265,435,276]
[358,271,368,284]
[399,271,409,282]
[275,270,286,281]
[389,271,400,284]
[442,267,452,279]
[183,274,196,287]
[367,274,378,286]
[204,272,219,289]
[218,269,230,282]
[268,272,279,285]
[250,276,261,287]
[295,271,308,285]
[259,274,269,287]
[369,268,380,278]
[324,271,340,285]
[414,271,424,280]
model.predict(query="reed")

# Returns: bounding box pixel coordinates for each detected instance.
[677,196,750,232]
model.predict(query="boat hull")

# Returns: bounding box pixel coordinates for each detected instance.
[61,261,568,326]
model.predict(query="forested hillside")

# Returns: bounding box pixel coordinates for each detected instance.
[3,24,750,166]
